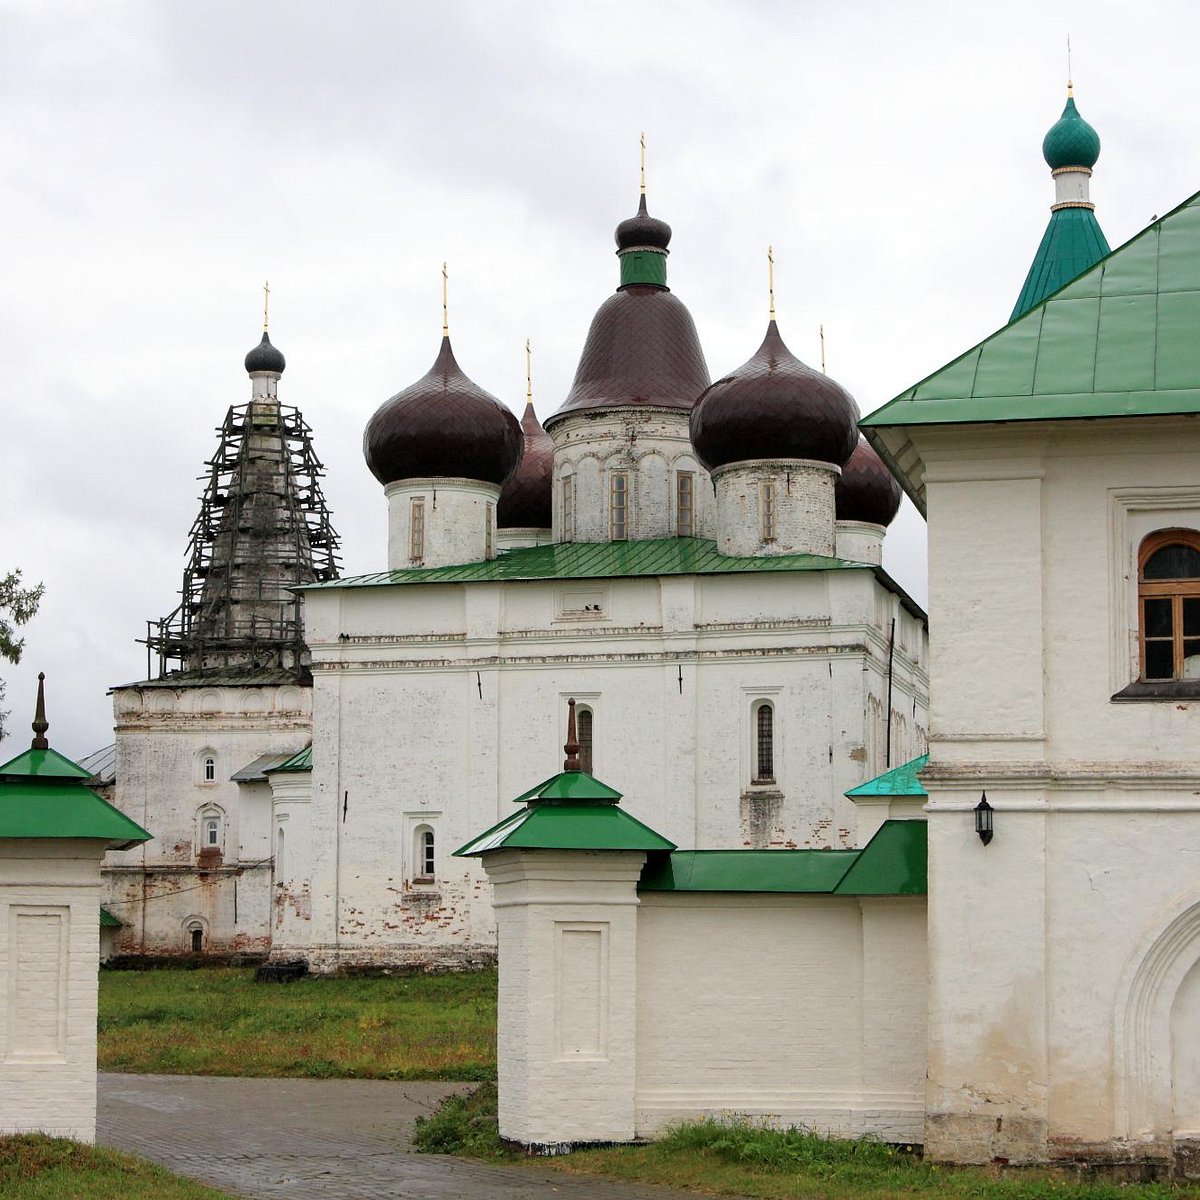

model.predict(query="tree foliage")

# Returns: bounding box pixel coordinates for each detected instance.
[0,570,45,742]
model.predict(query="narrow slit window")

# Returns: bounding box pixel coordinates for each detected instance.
[203,756,215,782]
[410,497,426,562]
[610,473,628,541]
[190,927,203,953]
[276,827,286,883]
[577,707,593,774]
[485,502,494,558]
[676,472,695,537]
[562,476,575,541]
[422,829,435,877]
[754,703,775,783]
[760,481,777,543]
[1138,531,1200,681]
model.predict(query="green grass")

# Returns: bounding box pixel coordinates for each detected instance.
[0,1135,232,1199]
[98,966,496,1080]
[415,1087,1200,1200]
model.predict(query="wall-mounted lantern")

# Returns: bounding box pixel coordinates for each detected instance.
[975,793,994,845]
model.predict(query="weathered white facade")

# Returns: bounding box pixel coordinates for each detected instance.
[104,680,312,956]
[915,419,1200,1167]
[282,562,925,971]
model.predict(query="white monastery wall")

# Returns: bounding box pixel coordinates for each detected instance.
[295,568,926,969]
[549,409,714,542]
[104,682,311,956]
[921,419,1200,1166]
[0,842,105,1142]
[635,893,926,1141]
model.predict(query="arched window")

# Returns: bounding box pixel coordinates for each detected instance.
[185,919,206,953]
[1139,530,1200,681]
[191,928,203,953]
[203,755,216,783]
[676,471,695,537]
[276,826,286,885]
[414,825,436,881]
[561,474,575,541]
[753,702,775,783]
[204,816,220,847]
[196,806,223,857]
[577,707,594,774]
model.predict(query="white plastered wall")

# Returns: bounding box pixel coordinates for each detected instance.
[918,418,1200,1165]
[0,840,107,1142]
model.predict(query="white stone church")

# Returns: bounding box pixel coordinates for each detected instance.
[90,87,1200,1170]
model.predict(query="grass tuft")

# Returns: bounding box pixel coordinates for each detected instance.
[412,1083,517,1160]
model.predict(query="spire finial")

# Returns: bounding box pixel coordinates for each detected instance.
[262,280,270,331]
[563,698,581,772]
[1067,34,1073,96]
[525,338,533,406]
[768,246,776,322]
[640,131,647,196]
[819,323,827,374]
[31,672,48,751]
[441,262,449,337]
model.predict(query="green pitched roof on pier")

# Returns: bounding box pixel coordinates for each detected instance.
[455,803,676,856]
[266,744,312,774]
[863,191,1200,512]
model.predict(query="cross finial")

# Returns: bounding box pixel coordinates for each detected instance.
[640,131,647,195]
[31,672,49,751]
[262,280,270,331]
[768,246,776,322]
[441,262,449,337]
[819,323,827,374]
[1067,34,1073,95]
[563,698,581,772]
[525,338,533,405]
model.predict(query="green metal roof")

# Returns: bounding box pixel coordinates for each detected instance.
[1011,205,1110,322]
[266,744,312,774]
[845,753,928,799]
[638,820,927,895]
[863,190,1200,513]
[0,747,92,781]
[0,781,151,849]
[303,537,859,590]
[512,771,623,804]
[99,906,123,928]
[454,803,677,856]
[0,743,151,850]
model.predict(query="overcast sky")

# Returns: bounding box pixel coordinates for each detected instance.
[3,0,1199,757]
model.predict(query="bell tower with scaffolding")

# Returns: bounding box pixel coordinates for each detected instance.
[103,302,340,961]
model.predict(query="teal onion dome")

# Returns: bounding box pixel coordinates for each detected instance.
[1042,93,1100,170]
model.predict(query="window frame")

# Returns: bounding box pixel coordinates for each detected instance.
[410,497,426,562]
[1138,529,1200,682]
[676,471,695,537]
[485,501,494,559]
[561,474,575,541]
[413,823,436,884]
[610,472,629,541]
[752,700,776,784]
[760,480,777,543]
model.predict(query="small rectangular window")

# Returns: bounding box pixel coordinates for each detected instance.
[485,502,494,559]
[676,472,695,537]
[610,474,628,541]
[760,481,777,543]
[562,477,575,541]
[410,498,426,562]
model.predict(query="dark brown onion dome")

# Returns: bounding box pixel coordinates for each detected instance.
[497,402,553,528]
[689,321,859,471]
[363,336,523,487]
[245,331,286,375]
[615,193,671,252]
[835,436,902,527]
[545,286,710,426]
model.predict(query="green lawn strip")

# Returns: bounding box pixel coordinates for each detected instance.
[98,966,496,1080]
[0,1135,233,1200]
[415,1090,1200,1200]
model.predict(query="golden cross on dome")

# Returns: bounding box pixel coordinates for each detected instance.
[1067,33,1073,95]
[820,323,827,374]
[441,262,449,336]
[640,132,647,195]
[768,246,776,322]
[262,280,270,331]
[525,338,533,404]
